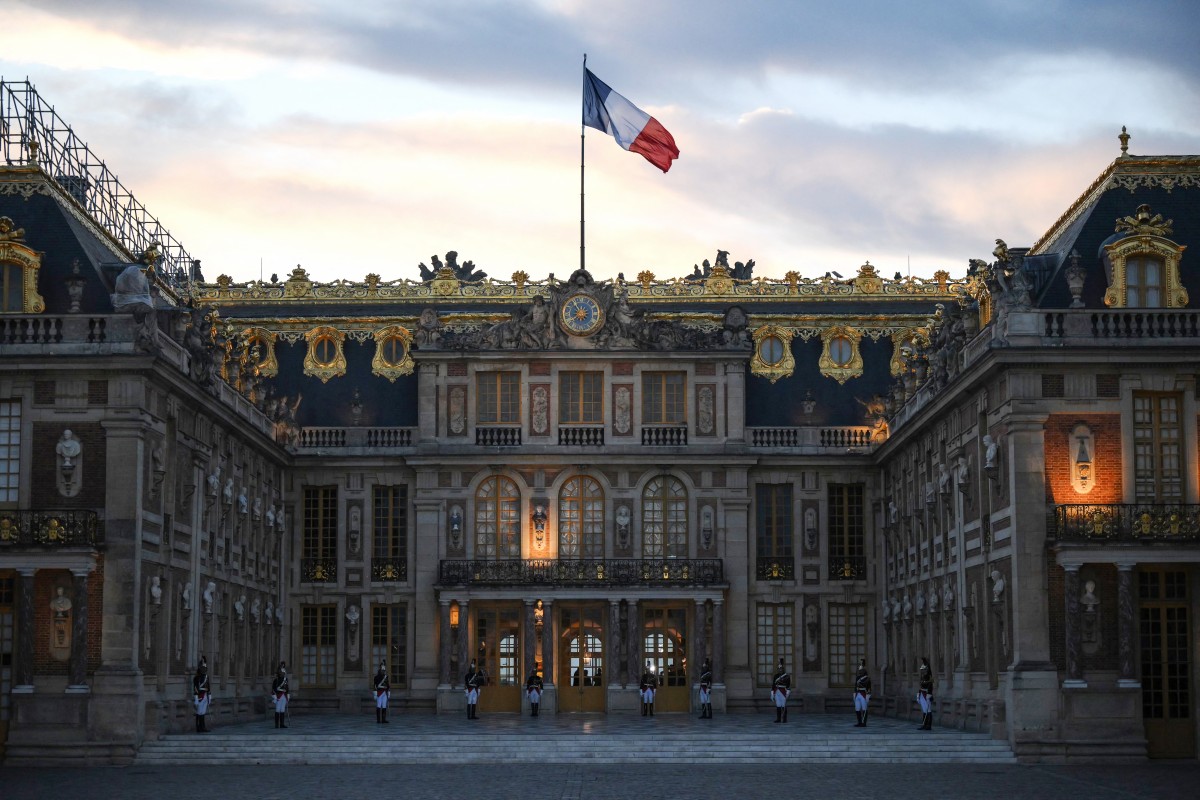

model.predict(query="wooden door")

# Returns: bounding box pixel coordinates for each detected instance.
[558,605,606,713]
[474,605,521,713]
[1140,568,1194,758]
[642,606,689,712]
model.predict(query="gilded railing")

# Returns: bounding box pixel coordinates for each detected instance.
[300,557,338,583]
[1053,504,1200,542]
[0,510,103,548]
[756,558,795,581]
[370,557,408,582]
[438,558,724,586]
[829,555,867,580]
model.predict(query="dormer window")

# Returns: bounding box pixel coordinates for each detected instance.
[1,263,22,312]
[1103,204,1187,309]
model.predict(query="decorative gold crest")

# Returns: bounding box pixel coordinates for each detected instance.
[371,325,414,382]
[818,326,863,384]
[0,215,46,314]
[750,326,795,383]
[303,326,346,383]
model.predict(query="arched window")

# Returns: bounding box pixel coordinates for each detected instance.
[642,475,688,558]
[475,475,520,559]
[559,476,604,558]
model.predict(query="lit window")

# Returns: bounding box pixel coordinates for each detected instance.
[1134,392,1182,502]
[475,475,520,558]
[559,476,604,558]
[642,475,687,558]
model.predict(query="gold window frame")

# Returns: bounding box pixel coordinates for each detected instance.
[303,326,347,383]
[371,325,414,382]
[0,225,46,314]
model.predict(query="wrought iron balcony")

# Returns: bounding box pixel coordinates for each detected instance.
[0,510,103,548]
[829,555,867,580]
[1053,504,1200,543]
[371,557,408,582]
[756,558,795,580]
[300,557,338,583]
[438,558,724,587]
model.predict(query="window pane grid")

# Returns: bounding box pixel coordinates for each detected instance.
[642,372,686,424]
[828,603,866,687]
[303,486,337,560]
[642,476,687,558]
[756,603,794,687]
[476,476,520,559]
[370,604,407,687]
[478,372,521,424]
[1134,393,1183,502]
[301,606,337,687]
[372,485,408,559]
[559,372,602,424]
[0,401,20,503]
[829,484,865,563]
[756,484,794,559]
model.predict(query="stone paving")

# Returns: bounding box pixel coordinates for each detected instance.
[3,762,1199,800]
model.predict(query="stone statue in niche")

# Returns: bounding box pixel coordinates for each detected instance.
[55,429,83,498]
[615,505,631,550]
[902,593,913,620]
[942,580,955,611]
[448,505,463,551]
[956,457,970,492]
[928,586,940,614]
[237,488,249,516]
[803,507,818,552]
[990,569,1006,603]
[924,481,935,508]
[700,506,714,550]
[804,603,820,664]
[882,597,893,623]
[250,597,261,624]
[266,505,276,528]
[222,478,234,507]
[937,462,950,497]
[265,600,274,626]
[49,586,73,661]
[234,595,246,623]
[149,575,162,606]
[181,582,193,611]
[202,581,217,615]
[348,506,362,556]
[253,496,263,521]
[275,505,286,532]
[915,587,926,616]
[983,435,999,472]
[1081,579,1099,612]
[887,501,898,525]
[207,467,221,498]
[891,597,902,621]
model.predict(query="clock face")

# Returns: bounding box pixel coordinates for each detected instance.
[560,293,605,336]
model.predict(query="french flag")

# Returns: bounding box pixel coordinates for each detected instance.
[583,69,679,173]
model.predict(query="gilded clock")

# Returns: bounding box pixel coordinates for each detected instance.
[560,293,605,336]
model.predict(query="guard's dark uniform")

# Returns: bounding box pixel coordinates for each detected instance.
[374,662,391,724]
[697,658,713,719]
[192,657,210,733]
[917,658,934,730]
[640,663,657,716]
[272,662,290,729]
[853,659,872,727]
[464,660,483,719]
[771,659,790,723]
[525,670,543,716]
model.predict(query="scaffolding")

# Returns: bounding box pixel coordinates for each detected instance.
[0,78,197,295]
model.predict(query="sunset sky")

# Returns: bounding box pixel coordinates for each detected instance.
[3,0,1198,284]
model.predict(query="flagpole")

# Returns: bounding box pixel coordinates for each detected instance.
[580,53,586,273]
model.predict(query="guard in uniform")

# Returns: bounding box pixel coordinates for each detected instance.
[917,656,934,730]
[374,660,391,724]
[771,658,790,723]
[271,660,290,729]
[525,669,543,717]
[853,658,872,727]
[697,658,713,719]
[464,659,483,719]
[192,656,211,733]
[640,661,657,717]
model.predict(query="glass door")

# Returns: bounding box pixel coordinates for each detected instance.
[1140,569,1194,758]
[642,606,688,712]
[558,604,605,712]
[474,605,521,712]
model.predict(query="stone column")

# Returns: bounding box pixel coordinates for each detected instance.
[68,568,90,692]
[1005,414,1053,668]
[540,599,554,684]
[693,598,708,681]
[13,568,34,691]
[438,600,452,685]
[417,363,439,444]
[456,599,469,686]
[608,600,622,686]
[724,362,746,441]
[1116,563,1138,687]
[712,599,725,683]
[524,599,537,678]
[412,495,443,694]
[1063,564,1085,687]
[626,599,641,683]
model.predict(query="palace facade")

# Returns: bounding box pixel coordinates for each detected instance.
[2,88,1199,763]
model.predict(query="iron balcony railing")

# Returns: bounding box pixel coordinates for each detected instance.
[300,557,338,583]
[829,555,867,580]
[370,557,408,582]
[438,558,724,587]
[0,509,103,548]
[756,558,795,581]
[1053,504,1200,542]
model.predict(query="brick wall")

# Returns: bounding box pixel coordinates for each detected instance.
[1043,413,1122,504]
[32,560,104,676]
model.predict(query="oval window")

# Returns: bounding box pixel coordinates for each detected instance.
[828,336,853,367]
[759,335,785,366]
[379,334,407,366]
[312,336,338,366]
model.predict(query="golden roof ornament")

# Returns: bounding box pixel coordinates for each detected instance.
[1116,204,1172,237]
[0,216,25,242]
[1118,126,1130,157]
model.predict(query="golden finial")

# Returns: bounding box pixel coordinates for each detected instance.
[1118,126,1130,157]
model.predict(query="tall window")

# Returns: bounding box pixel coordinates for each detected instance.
[559,371,603,424]
[642,372,686,424]
[642,475,688,558]
[559,476,604,558]
[828,603,866,688]
[1,264,23,312]
[1134,392,1182,502]
[372,485,408,580]
[475,475,520,558]
[371,604,407,687]
[828,484,865,580]
[477,372,521,424]
[756,603,794,687]
[301,605,337,687]
[1126,256,1164,308]
[756,483,794,569]
[302,486,338,580]
[0,401,19,503]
